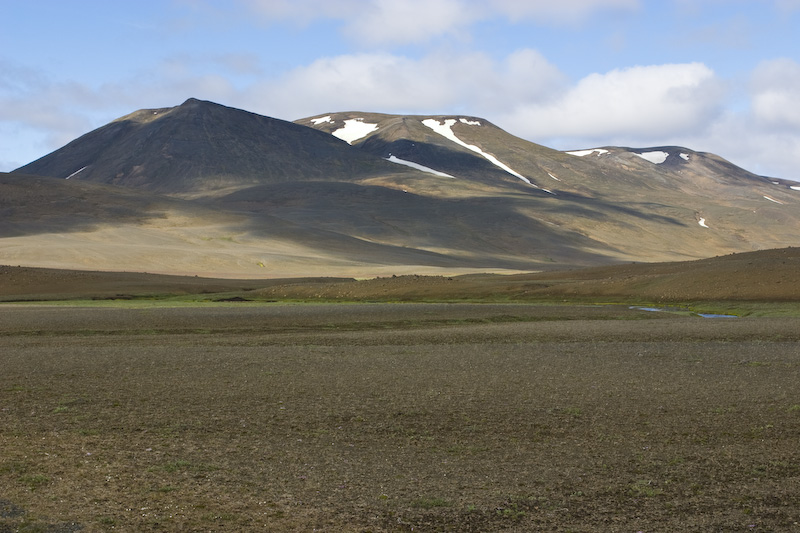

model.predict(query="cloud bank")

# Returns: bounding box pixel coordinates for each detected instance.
[244,0,641,45]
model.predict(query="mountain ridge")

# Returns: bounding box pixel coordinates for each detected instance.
[5,99,800,278]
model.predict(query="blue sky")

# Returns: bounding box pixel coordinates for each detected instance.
[2,0,800,181]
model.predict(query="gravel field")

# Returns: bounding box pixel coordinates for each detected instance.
[2,304,799,531]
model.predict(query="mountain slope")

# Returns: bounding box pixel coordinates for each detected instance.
[0,172,490,277]
[299,111,800,263]
[3,101,800,278]
[211,180,612,268]
[299,112,798,200]
[14,99,418,195]
[296,112,550,191]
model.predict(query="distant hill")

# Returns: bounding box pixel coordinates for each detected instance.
[298,111,800,261]
[5,99,800,278]
[2,247,798,304]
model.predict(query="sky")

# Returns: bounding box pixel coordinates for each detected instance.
[2,0,800,181]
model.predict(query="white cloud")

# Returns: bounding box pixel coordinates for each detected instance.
[240,49,566,120]
[750,58,800,131]
[245,53,464,115]
[488,0,640,23]
[720,58,800,180]
[498,63,724,142]
[240,0,639,45]
[491,49,567,104]
[242,0,475,45]
[343,0,478,46]
[682,110,800,181]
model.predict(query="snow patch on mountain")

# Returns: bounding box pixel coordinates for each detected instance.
[763,195,783,204]
[634,151,670,164]
[65,166,87,179]
[311,116,332,125]
[567,149,608,157]
[459,118,481,126]
[680,153,690,161]
[791,185,800,191]
[421,118,531,184]
[547,172,561,181]
[698,218,709,228]
[386,155,455,178]
[332,118,378,144]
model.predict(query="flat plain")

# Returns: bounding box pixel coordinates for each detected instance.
[2,303,800,531]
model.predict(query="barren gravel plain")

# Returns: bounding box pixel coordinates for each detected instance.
[2,303,800,532]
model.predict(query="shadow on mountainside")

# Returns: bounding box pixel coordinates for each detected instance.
[0,173,225,237]
[358,136,528,187]
[211,181,618,266]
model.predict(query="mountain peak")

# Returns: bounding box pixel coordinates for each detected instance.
[178,97,223,110]
[12,100,414,194]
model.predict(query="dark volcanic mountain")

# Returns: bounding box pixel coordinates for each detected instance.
[14,98,415,195]
[5,100,800,277]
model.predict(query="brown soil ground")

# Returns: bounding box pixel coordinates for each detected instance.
[0,265,349,302]
[1,304,800,531]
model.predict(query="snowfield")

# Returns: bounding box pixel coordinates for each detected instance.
[332,119,379,144]
[634,151,670,164]
[567,149,608,157]
[386,155,455,178]
[311,116,332,125]
[421,118,532,185]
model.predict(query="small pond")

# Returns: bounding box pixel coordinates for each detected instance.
[629,306,737,318]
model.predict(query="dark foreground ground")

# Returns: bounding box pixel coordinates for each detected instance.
[2,304,800,532]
